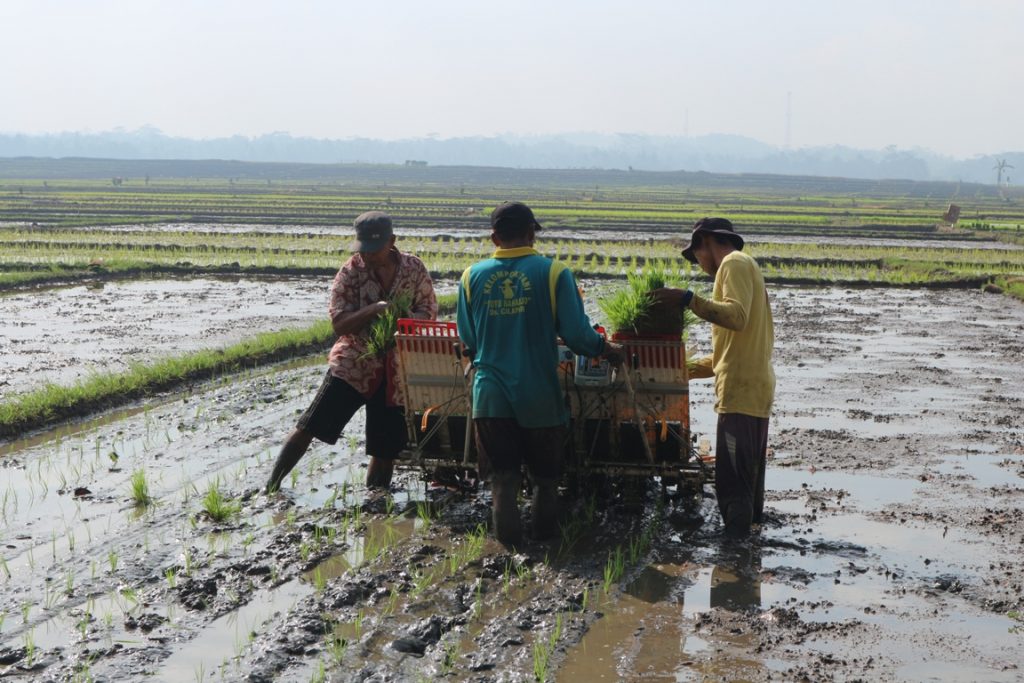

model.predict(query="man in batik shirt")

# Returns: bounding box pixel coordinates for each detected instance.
[266,211,437,493]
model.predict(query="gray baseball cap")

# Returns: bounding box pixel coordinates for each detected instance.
[350,211,394,252]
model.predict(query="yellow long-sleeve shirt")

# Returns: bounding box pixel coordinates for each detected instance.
[688,251,775,418]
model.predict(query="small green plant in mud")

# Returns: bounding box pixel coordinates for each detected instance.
[0,555,10,580]
[415,501,434,532]
[447,524,487,576]
[602,547,626,594]
[472,581,485,621]
[410,566,436,600]
[20,601,30,624]
[383,585,400,616]
[1009,610,1024,634]
[165,567,177,589]
[130,469,154,506]
[107,550,118,574]
[502,561,512,595]
[183,548,194,577]
[440,639,459,676]
[532,613,564,683]
[326,633,347,666]
[312,567,327,593]
[24,629,36,667]
[202,480,241,522]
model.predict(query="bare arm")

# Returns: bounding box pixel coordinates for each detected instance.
[332,301,388,336]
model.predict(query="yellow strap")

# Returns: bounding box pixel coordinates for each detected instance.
[460,267,473,306]
[548,261,567,319]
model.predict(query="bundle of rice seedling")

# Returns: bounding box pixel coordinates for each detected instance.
[599,265,697,336]
[362,291,414,358]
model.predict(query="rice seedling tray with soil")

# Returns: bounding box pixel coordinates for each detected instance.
[0,285,1022,681]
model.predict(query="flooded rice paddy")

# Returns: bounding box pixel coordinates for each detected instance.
[0,284,1022,681]
[0,277,326,399]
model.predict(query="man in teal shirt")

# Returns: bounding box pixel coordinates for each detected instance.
[457,201,621,546]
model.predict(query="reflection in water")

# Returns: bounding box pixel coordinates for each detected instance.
[709,544,762,611]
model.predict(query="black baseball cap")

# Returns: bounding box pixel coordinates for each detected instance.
[490,201,543,235]
[350,211,394,252]
[681,217,744,264]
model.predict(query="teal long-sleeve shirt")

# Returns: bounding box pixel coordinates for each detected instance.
[456,246,605,428]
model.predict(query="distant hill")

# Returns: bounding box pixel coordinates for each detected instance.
[0,128,1021,185]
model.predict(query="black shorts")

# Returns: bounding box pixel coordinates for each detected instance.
[296,371,407,460]
[473,418,567,481]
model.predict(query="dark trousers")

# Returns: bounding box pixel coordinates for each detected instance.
[715,413,769,537]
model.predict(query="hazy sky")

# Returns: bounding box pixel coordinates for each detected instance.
[2,0,1022,156]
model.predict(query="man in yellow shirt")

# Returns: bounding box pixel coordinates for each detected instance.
[655,218,775,538]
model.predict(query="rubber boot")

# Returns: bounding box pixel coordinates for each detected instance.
[491,471,523,548]
[530,477,559,540]
[365,457,395,490]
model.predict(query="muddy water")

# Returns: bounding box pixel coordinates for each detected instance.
[0,275,458,399]
[0,276,327,398]
[43,221,1017,250]
[0,285,1022,681]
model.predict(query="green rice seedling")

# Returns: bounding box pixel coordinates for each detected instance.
[24,629,36,667]
[361,291,413,359]
[21,601,30,624]
[416,501,435,531]
[532,638,550,682]
[472,581,484,621]
[353,609,364,639]
[65,568,74,596]
[440,640,459,676]
[409,567,430,599]
[130,469,153,506]
[202,480,241,522]
[326,634,347,666]
[108,550,118,574]
[602,547,625,594]
[383,585,400,616]
[447,524,487,575]
[165,567,177,589]
[312,567,326,593]
[0,556,10,580]
[502,561,512,595]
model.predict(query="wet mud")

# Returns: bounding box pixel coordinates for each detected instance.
[0,276,327,399]
[0,286,1022,681]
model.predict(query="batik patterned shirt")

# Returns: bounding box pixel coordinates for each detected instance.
[327,248,437,404]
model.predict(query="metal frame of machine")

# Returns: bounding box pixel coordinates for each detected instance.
[392,319,710,493]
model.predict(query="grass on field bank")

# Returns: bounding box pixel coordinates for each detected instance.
[0,293,458,439]
[992,275,1024,302]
